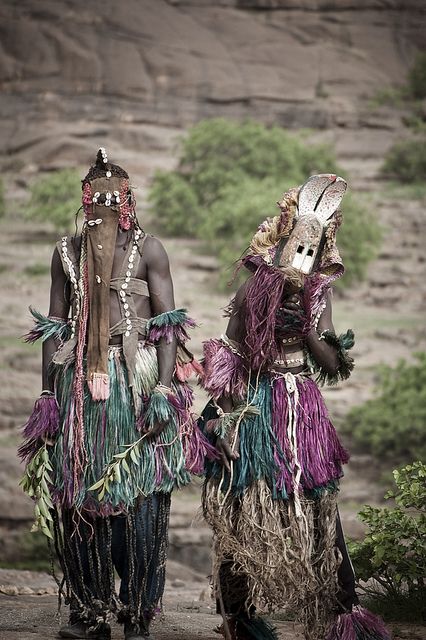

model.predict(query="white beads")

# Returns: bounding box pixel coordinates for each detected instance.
[99,147,108,164]
[117,230,142,338]
[61,236,80,339]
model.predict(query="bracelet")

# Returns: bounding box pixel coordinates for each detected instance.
[154,383,174,396]
[40,390,55,397]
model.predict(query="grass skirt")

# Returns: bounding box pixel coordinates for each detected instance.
[51,343,199,514]
[201,372,349,639]
[48,342,202,625]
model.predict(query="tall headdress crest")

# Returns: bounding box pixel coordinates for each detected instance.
[275,174,347,275]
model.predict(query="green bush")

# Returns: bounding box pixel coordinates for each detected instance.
[343,353,426,464]
[348,462,426,621]
[382,138,426,184]
[27,169,82,232]
[0,178,5,219]
[408,51,426,100]
[149,119,380,287]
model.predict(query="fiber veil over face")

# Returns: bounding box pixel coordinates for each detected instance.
[80,148,139,401]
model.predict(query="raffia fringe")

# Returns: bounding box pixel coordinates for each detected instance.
[326,605,391,640]
[310,329,355,386]
[146,308,196,345]
[203,478,340,640]
[201,337,247,400]
[24,307,71,344]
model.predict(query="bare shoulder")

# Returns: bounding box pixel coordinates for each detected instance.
[143,235,171,277]
[143,235,169,262]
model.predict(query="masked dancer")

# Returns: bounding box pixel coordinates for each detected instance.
[200,175,390,640]
[19,149,211,640]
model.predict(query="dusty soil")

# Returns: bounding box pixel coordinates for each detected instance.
[1,569,426,640]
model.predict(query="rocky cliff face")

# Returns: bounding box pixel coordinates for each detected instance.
[0,0,425,173]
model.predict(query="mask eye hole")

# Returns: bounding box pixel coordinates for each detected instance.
[296,245,304,254]
[307,249,314,257]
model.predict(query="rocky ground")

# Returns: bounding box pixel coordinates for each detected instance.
[1,568,426,640]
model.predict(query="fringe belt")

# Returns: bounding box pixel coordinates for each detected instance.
[51,343,194,513]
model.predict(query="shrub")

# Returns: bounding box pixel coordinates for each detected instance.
[408,51,426,100]
[0,178,5,219]
[348,461,426,621]
[382,138,426,184]
[149,119,380,287]
[27,169,82,232]
[343,353,426,464]
[23,263,51,277]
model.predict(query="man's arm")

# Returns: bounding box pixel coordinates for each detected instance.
[214,281,248,469]
[145,237,177,389]
[305,291,340,375]
[42,248,70,391]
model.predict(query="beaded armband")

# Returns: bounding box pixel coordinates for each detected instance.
[24,308,71,345]
[146,308,196,345]
[308,329,355,385]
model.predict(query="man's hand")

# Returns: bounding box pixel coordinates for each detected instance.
[276,293,307,329]
[216,435,240,472]
[144,419,168,441]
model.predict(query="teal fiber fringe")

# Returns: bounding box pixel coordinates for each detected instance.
[143,390,176,428]
[52,345,190,511]
[212,404,259,439]
[146,307,189,329]
[202,379,287,499]
[25,307,71,344]
[234,614,279,640]
[309,329,355,385]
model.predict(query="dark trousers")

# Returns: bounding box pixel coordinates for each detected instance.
[62,493,171,621]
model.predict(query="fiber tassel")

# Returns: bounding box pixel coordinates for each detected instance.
[202,338,247,400]
[18,395,59,462]
[88,373,110,401]
[175,358,204,382]
[146,308,196,344]
[24,307,71,344]
[309,329,355,385]
[326,606,391,640]
[234,614,279,640]
[140,389,176,431]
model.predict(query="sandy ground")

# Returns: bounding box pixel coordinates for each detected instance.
[1,569,426,640]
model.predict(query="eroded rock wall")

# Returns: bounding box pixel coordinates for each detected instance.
[0,0,425,171]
